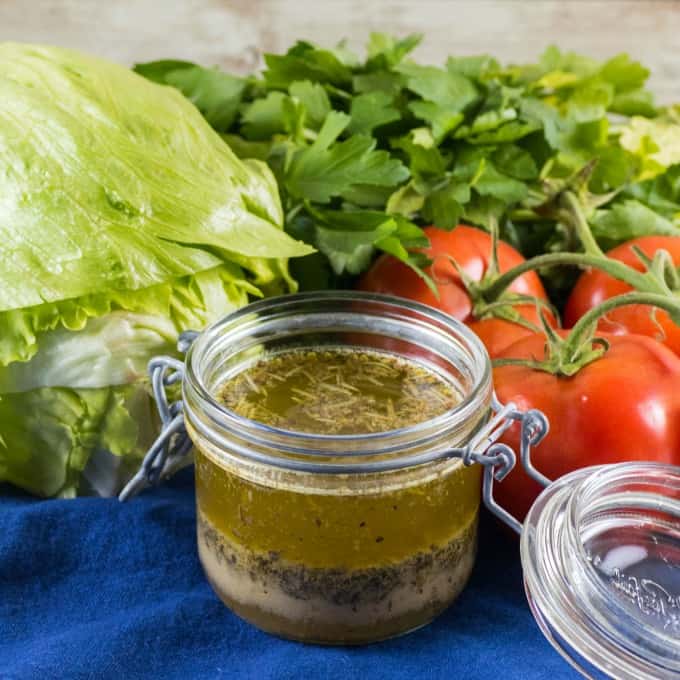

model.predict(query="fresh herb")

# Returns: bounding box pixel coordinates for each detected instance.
[136,37,680,301]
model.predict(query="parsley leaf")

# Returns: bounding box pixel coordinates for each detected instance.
[348,92,401,135]
[133,59,196,83]
[447,55,500,80]
[286,113,409,203]
[316,218,395,274]
[353,70,404,95]
[289,80,331,129]
[134,61,247,131]
[492,145,539,180]
[397,63,478,111]
[366,33,422,69]
[392,128,450,176]
[241,91,289,140]
[264,41,353,88]
[397,62,478,141]
[422,181,471,229]
[306,208,428,278]
[591,199,680,248]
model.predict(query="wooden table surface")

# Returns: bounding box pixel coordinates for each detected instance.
[1,0,679,102]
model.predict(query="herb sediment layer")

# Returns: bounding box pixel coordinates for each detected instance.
[198,509,477,644]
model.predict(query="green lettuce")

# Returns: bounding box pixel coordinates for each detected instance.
[0,313,176,394]
[0,44,311,312]
[0,263,257,393]
[0,384,152,498]
[618,113,680,180]
[0,44,313,497]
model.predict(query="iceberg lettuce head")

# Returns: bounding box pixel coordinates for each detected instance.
[0,44,312,496]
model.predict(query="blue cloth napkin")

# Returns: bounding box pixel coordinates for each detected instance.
[0,469,577,680]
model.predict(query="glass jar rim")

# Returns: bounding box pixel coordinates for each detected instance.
[522,461,680,679]
[182,291,492,472]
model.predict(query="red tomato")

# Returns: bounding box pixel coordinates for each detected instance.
[565,236,680,356]
[358,225,550,321]
[467,315,540,358]
[357,225,554,356]
[493,331,680,523]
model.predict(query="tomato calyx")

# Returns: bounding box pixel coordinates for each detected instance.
[470,295,554,332]
[494,292,680,377]
[455,218,557,328]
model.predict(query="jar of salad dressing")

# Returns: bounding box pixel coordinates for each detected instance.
[122,293,680,677]
[181,293,493,644]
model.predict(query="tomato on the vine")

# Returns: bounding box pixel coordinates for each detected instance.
[357,225,554,356]
[565,236,680,356]
[493,330,680,522]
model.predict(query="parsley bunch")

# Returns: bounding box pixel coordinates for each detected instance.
[137,35,680,295]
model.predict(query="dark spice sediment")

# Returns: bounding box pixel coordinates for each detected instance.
[200,512,476,606]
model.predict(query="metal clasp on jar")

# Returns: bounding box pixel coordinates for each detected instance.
[452,395,550,534]
[118,331,198,501]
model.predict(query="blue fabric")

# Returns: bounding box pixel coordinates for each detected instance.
[1,469,577,680]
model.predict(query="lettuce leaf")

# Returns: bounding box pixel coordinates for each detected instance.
[0,259,261,495]
[0,262,258,368]
[0,384,150,498]
[0,263,256,391]
[0,312,175,393]
[619,114,680,180]
[0,43,312,314]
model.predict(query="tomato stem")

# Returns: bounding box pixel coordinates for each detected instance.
[563,292,680,356]
[483,189,676,302]
[481,252,664,302]
[492,357,547,370]
[560,191,604,258]
[487,215,501,278]
[493,292,680,377]
[475,298,546,333]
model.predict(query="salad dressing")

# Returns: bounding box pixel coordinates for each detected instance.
[194,346,480,644]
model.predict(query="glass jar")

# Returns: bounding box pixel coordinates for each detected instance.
[181,292,492,644]
[522,461,680,679]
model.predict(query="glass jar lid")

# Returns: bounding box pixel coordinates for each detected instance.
[522,462,680,679]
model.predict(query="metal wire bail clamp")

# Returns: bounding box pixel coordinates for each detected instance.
[469,396,550,534]
[118,331,198,501]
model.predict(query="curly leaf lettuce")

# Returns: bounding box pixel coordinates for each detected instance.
[0,264,256,393]
[0,262,256,497]
[619,114,680,181]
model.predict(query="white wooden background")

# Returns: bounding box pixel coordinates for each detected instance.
[1,0,679,102]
